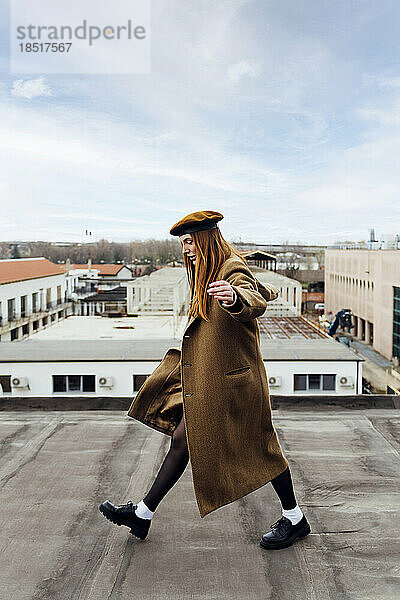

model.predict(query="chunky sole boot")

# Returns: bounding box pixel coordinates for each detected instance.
[260,515,311,550]
[99,500,151,540]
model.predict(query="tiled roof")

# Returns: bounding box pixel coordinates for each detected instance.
[0,258,65,285]
[67,264,131,275]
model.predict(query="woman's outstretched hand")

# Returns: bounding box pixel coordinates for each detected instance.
[207,280,236,306]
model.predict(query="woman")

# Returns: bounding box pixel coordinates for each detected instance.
[99,210,310,550]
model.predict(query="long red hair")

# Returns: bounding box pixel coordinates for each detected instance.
[182,228,247,321]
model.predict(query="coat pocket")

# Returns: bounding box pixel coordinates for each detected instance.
[225,365,254,393]
[225,365,251,376]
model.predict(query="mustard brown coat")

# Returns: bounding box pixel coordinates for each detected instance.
[127,256,289,518]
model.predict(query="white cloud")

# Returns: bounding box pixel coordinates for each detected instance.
[227,60,261,84]
[355,94,400,127]
[53,213,162,225]
[11,77,53,99]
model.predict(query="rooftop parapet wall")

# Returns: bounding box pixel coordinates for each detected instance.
[0,394,397,411]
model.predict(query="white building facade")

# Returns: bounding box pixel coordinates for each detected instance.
[0,338,362,397]
[0,258,76,342]
[251,267,302,316]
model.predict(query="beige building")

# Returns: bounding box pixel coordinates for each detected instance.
[325,249,400,361]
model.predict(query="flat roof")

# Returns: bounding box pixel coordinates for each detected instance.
[250,265,300,286]
[0,337,362,362]
[28,314,333,345]
[31,315,187,341]
[0,408,397,599]
[260,338,363,361]
[0,339,181,362]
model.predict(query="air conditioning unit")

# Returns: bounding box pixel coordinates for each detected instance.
[268,376,282,387]
[98,376,114,388]
[11,377,29,388]
[339,375,354,387]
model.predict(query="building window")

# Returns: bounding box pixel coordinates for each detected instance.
[308,374,320,389]
[52,375,95,393]
[294,375,307,390]
[323,374,336,390]
[33,320,39,330]
[10,328,19,341]
[294,374,336,392]
[21,295,27,318]
[0,376,11,393]
[8,298,16,322]
[133,374,148,391]
[22,324,29,336]
[32,292,39,313]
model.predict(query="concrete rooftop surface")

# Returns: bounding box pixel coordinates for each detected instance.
[31,315,188,340]
[0,409,398,600]
[0,336,361,362]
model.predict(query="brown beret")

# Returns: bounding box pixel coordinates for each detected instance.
[170,210,223,236]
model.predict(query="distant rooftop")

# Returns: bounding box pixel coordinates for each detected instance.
[259,316,329,339]
[0,257,64,285]
[30,315,187,341]
[0,337,362,362]
[64,264,132,276]
[259,338,363,361]
[243,250,277,261]
[0,339,180,362]
[250,265,301,286]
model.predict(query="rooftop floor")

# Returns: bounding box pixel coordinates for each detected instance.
[0,409,398,599]
[31,314,188,340]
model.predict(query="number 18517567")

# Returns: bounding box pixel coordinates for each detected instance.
[19,43,72,52]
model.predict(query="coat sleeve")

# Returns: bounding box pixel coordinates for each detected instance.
[217,261,277,322]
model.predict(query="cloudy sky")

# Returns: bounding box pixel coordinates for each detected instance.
[1,0,400,244]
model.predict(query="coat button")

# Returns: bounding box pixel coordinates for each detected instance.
[184,392,193,397]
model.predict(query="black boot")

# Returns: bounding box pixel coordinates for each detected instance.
[99,500,151,540]
[260,515,310,550]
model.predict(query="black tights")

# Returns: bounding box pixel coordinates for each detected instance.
[270,464,297,510]
[143,414,297,512]
[143,414,190,512]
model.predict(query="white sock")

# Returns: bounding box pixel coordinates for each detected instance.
[135,500,154,520]
[282,504,303,525]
